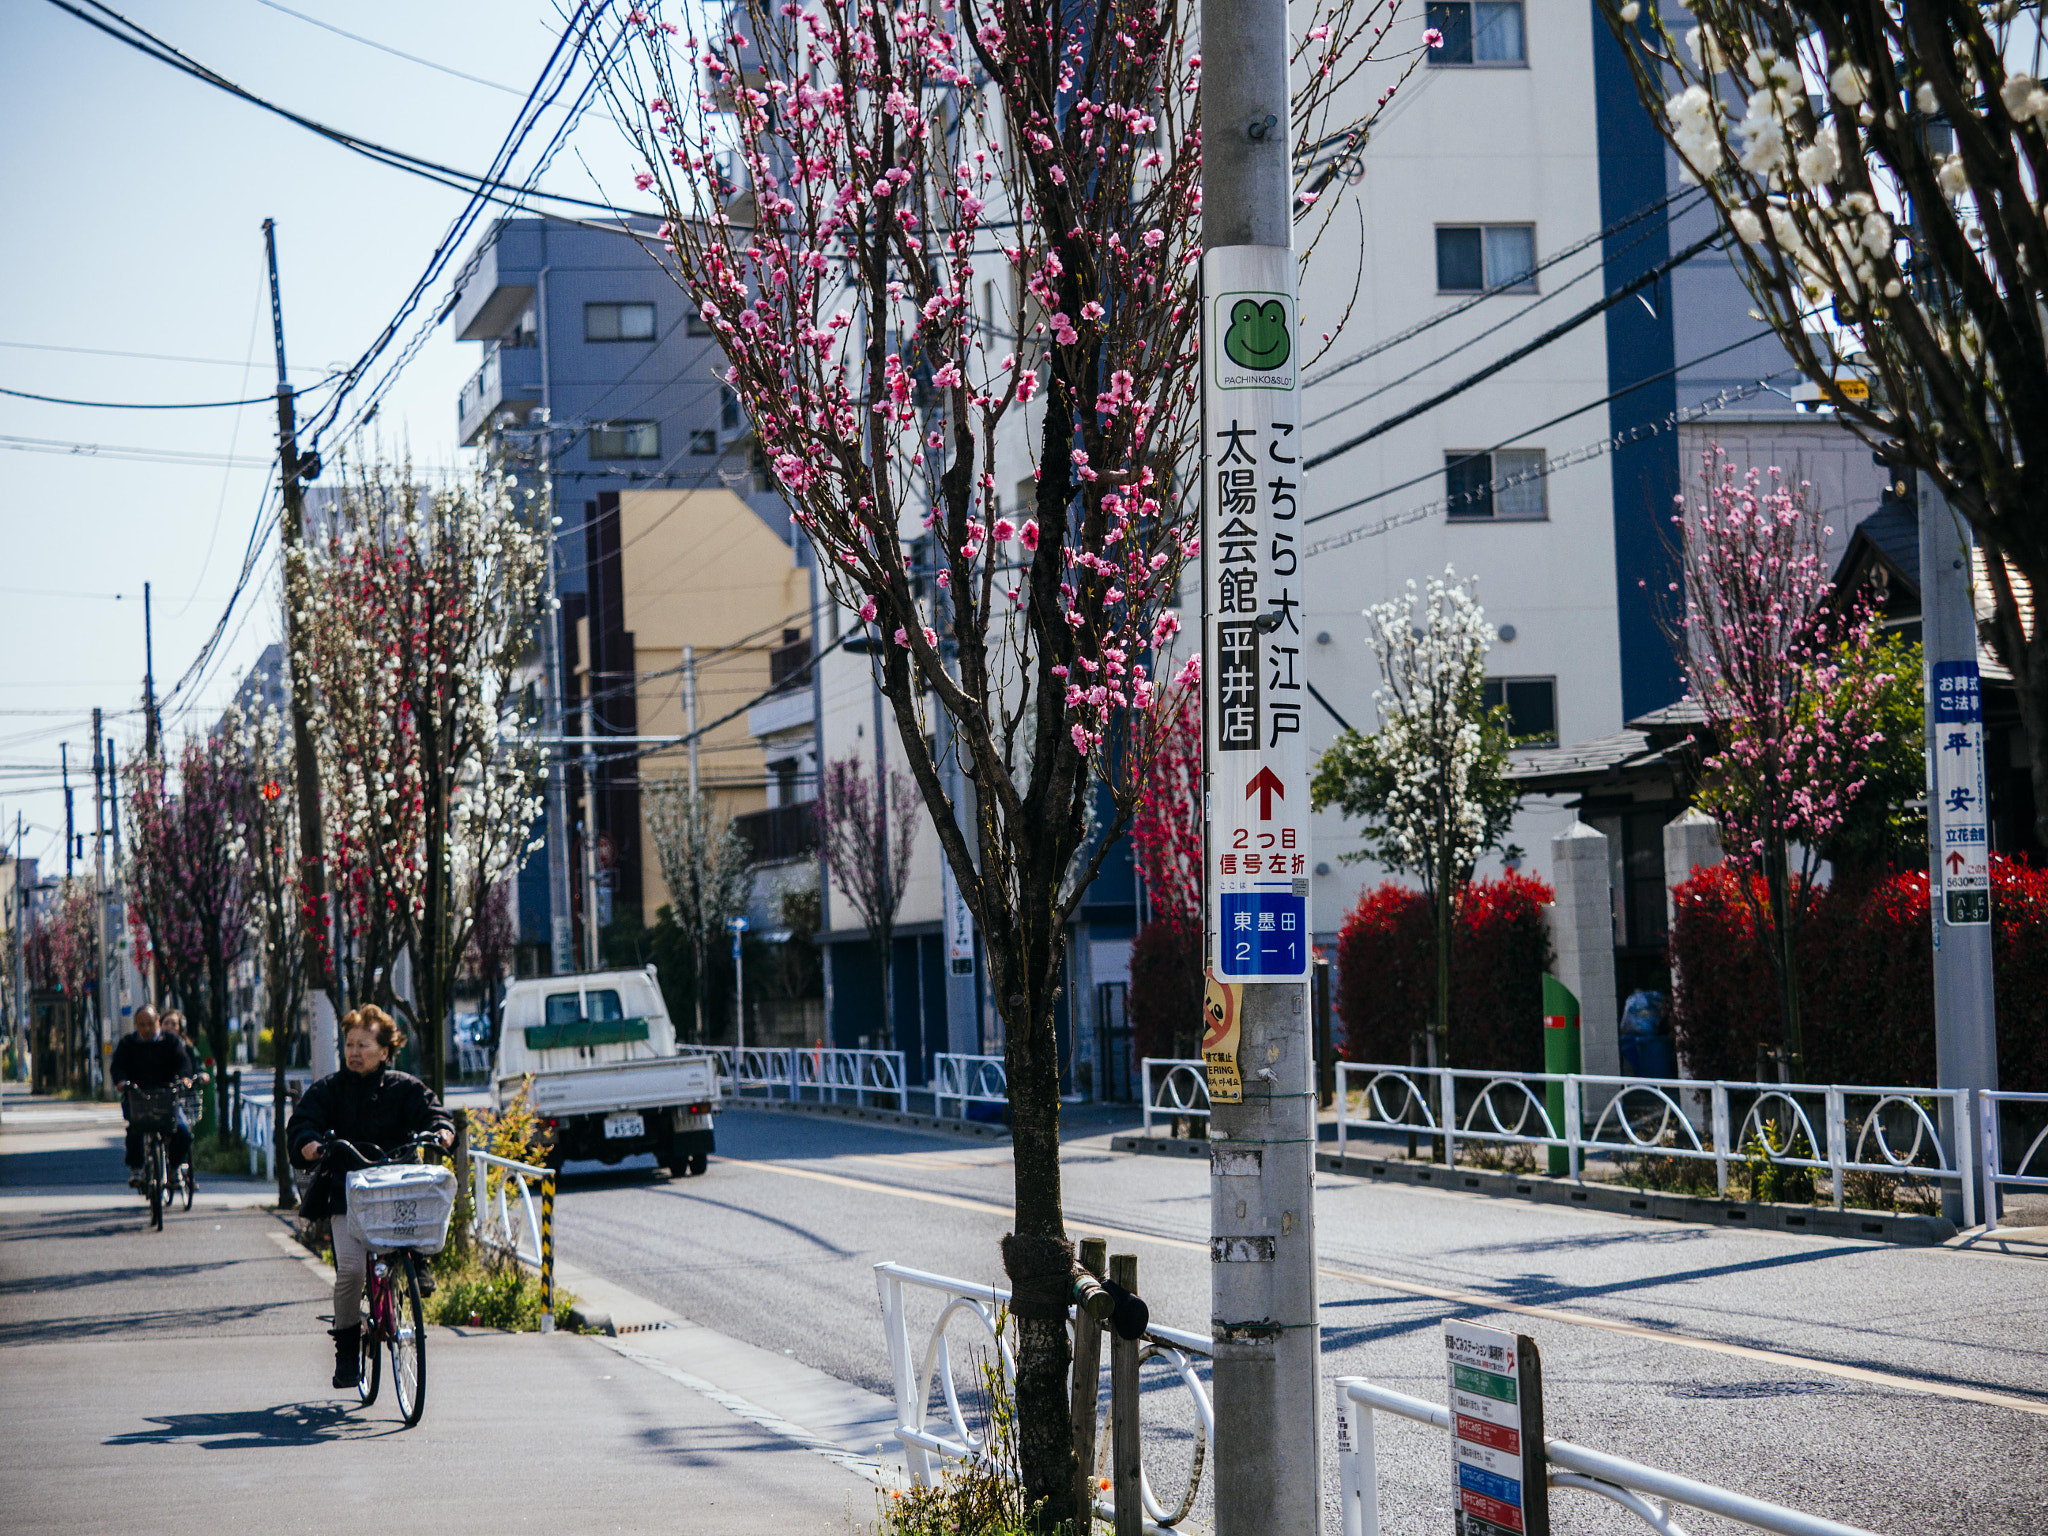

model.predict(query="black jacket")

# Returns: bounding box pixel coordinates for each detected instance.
[111,1034,187,1093]
[286,1065,453,1218]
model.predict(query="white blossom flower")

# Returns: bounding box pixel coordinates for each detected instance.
[1796,123,1840,188]
[1916,83,1938,114]
[1730,206,1766,244]
[1830,62,1868,105]
[1937,153,1969,198]
[1999,73,2048,122]
[1667,85,1724,180]
[1737,87,1790,175]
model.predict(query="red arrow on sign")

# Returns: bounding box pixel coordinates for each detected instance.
[1945,850,1967,874]
[1246,767,1285,819]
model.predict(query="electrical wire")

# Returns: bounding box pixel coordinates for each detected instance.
[0,433,275,469]
[0,382,313,410]
[252,0,527,96]
[1303,229,1727,472]
[1302,324,1797,531]
[43,0,656,220]
[0,338,332,374]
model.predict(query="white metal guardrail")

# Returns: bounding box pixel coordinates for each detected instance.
[677,1044,907,1109]
[932,1053,1007,1118]
[471,1148,557,1332]
[236,1093,279,1178]
[1981,1089,2048,1215]
[1140,1057,1211,1137]
[874,1262,1212,1530]
[1335,1063,1977,1227]
[1333,1375,1878,1536]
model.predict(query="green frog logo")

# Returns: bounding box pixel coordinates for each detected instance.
[1223,297,1290,371]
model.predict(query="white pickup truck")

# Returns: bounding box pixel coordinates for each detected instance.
[494,967,717,1176]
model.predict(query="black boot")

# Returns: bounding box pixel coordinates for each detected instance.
[330,1326,361,1389]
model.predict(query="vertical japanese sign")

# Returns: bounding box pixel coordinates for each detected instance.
[1933,660,1991,925]
[941,857,976,975]
[1445,1321,1549,1536]
[1201,246,1309,982]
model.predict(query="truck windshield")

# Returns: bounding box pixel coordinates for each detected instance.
[544,989,625,1025]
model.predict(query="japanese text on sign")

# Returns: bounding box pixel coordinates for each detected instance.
[1202,246,1309,981]
[1932,660,1991,926]
[1445,1320,1548,1536]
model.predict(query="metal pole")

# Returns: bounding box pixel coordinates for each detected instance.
[1919,474,2000,1225]
[142,581,160,762]
[539,1168,556,1333]
[264,218,343,1072]
[61,744,73,880]
[534,263,575,979]
[684,644,700,800]
[93,710,109,1096]
[1202,0,1320,1529]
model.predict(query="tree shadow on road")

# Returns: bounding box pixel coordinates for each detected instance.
[105,1402,395,1449]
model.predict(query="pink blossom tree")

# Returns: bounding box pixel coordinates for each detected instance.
[1676,445,1893,1077]
[599,0,1420,1512]
[816,752,920,1048]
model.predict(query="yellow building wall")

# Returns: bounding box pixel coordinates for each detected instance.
[615,488,810,921]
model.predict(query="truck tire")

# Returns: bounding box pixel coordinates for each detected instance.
[687,1152,708,1177]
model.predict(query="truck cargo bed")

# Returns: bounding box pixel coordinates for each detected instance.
[503,1056,718,1118]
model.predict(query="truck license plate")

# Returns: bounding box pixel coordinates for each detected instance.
[603,1112,645,1140]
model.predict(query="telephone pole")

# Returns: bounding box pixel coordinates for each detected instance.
[265,217,342,1072]
[92,710,111,1094]
[61,744,74,880]
[142,582,161,762]
[1201,0,1322,1530]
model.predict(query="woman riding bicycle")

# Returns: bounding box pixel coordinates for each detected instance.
[286,1007,453,1390]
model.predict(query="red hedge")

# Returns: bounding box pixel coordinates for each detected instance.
[1334,872,1556,1070]
[1669,856,2048,1090]
[1128,917,1203,1062]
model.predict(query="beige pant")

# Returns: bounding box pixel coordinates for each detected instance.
[331,1212,368,1329]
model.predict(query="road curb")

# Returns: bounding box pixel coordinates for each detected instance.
[730,1097,1011,1140]
[1111,1134,1958,1245]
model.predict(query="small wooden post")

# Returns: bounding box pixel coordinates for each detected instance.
[1109,1251,1141,1536]
[1071,1237,1108,1525]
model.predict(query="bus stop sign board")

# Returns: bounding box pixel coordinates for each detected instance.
[1445,1320,1549,1536]
[1201,245,1310,982]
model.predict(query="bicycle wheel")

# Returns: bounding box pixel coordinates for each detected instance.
[356,1271,382,1408]
[148,1140,165,1231]
[180,1163,195,1212]
[390,1252,427,1426]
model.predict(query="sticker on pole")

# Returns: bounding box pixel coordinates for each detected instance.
[1202,973,1243,1104]
[1445,1321,1549,1536]
[1201,245,1309,981]
[1933,660,1991,925]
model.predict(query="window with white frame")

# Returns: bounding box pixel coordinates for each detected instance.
[1436,225,1538,293]
[1426,0,1526,65]
[589,422,660,459]
[584,301,657,342]
[1445,448,1547,520]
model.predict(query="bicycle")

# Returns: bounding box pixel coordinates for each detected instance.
[315,1133,450,1427]
[172,1084,205,1211]
[124,1087,179,1231]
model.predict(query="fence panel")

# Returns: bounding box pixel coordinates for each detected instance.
[793,1047,908,1112]
[932,1054,1007,1118]
[1982,1089,2048,1221]
[1139,1058,1211,1137]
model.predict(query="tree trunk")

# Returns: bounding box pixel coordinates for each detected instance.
[209,946,233,1137]
[272,991,296,1210]
[1002,980,1074,1531]
[1764,840,1802,1081]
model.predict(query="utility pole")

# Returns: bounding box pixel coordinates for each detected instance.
[92,710,110,1096]
[62,744,74,880]
[142,582,161,762]
[1919,474,2000,1225]
[683,645,701,800]
[1201,0,1321,1529]
[265,217,342,1073]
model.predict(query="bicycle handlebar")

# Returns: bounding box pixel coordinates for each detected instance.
[312,1131,447,1170]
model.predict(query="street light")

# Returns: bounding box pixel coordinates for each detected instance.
[728,915,750,1059]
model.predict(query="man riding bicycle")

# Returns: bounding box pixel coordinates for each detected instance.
[110,1006,192,1187]
[287,1006,453,1390]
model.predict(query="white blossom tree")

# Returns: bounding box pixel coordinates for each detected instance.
[292,463,547,1091]
[643,783,755,1043]
[1311,568,1519,1066]
[1596,0,2048,842]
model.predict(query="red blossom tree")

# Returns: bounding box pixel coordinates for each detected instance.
[1676,445,1893,1076]
[599,0,1421,1513]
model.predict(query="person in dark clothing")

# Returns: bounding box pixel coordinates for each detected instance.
[110,1006,192,1186]
[287,1006,454,1390]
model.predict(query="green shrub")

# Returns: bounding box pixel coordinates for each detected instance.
[189,1132,253,1177]
[425,1252,562,1331]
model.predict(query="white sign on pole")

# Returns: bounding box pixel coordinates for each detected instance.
[1200,245,1310,983]
[941,856,975,976]
[1932,659,1991,925]
[1444,1320,1548,1536]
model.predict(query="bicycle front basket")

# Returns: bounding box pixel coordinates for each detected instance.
[344,1163,457,1254]
[126,1089,179,1132]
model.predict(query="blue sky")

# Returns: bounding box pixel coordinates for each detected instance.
[0,1,651,866]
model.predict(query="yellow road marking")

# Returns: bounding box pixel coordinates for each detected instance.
[733,1156,2048,1419]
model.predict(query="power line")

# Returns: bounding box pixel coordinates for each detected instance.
[43,0,655,220]
[0,381,325,410]
[0,338,333,374]
[1303,187,1693,388]
[0,432,274,469]
[1303,325,1792,531]
[1302,229,1725,472]
[252,0,526,95]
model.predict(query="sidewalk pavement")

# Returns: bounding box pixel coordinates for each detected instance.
[0,1088,894,1535]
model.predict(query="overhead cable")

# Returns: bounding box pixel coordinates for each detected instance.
[0,380,327,410]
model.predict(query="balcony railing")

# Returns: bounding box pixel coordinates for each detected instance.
[734,800,817,865]
[767,634,812,693]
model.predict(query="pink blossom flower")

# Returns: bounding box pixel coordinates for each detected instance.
[859,596,878,624]
[1424,27,1444,46]
[1019,520,1040,550]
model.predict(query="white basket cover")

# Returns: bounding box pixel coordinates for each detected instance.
[344,1163,457,1254]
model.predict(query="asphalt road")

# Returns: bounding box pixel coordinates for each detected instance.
[551,1106,2048,1536]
